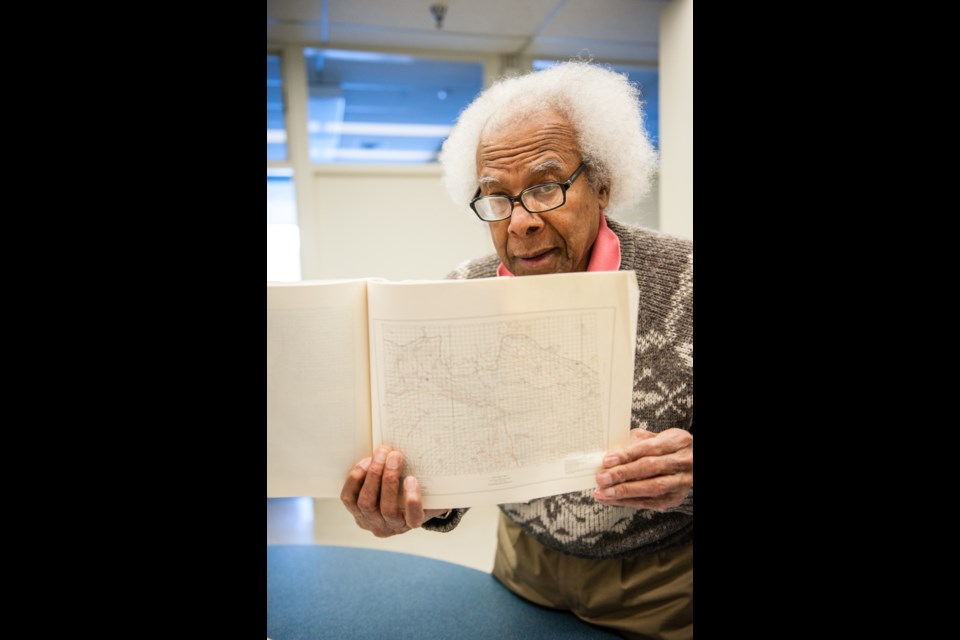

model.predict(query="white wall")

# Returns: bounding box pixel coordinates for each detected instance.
[298,165,657,281]
[659,0,693,240]
[300,165,492,280]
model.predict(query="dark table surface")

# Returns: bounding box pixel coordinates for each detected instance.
[267,544,621,639]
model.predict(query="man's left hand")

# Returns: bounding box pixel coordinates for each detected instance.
[593,427,692,511]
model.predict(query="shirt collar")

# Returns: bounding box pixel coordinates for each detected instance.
[496,212,621,277]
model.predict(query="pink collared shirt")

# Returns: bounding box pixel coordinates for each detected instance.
[496,212,621,277]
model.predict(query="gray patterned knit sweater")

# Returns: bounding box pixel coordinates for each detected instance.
[422,217,693,560]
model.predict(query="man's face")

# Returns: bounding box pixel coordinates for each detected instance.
[476,110,609,277]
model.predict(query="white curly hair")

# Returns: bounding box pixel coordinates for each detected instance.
[439,61,658,217]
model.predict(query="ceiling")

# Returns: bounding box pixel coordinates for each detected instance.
[267,0,668,65]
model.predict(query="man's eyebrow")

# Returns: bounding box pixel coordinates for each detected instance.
[531,159,563,174]
[478,160,565,186]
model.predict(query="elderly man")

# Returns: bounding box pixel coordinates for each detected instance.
[341,61,693,640]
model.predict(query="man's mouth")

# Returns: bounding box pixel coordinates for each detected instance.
[515,249,554,265]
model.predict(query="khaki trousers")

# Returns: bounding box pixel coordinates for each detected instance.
[492,513,693,640]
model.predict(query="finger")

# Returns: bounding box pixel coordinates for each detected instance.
[596,446,691,487]
[611,428,692,466]
[630,427,658,442]
[380,451,407,531]
[356,446,391,528]
[602,429,657,467]
[630,428,692,458]
[403,476,427,529]
[596,428,693,490]
[594,471,692,503]
[340,457,372,518]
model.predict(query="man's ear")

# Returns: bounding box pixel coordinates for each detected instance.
[598,184,610,210]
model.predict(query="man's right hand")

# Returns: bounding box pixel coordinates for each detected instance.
[340,445,449,537]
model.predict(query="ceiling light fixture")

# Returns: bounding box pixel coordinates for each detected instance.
[429,3,448,30]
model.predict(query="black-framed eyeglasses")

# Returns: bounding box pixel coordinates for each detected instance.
[469,163,586,222]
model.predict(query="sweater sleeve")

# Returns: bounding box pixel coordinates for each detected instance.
[421,507,469,532]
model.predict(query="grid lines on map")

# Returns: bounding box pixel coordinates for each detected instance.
[376,311,607,478]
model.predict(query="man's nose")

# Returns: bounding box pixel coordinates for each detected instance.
[506,202,544,235]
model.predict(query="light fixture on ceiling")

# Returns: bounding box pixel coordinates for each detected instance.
[429,3,448,30]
